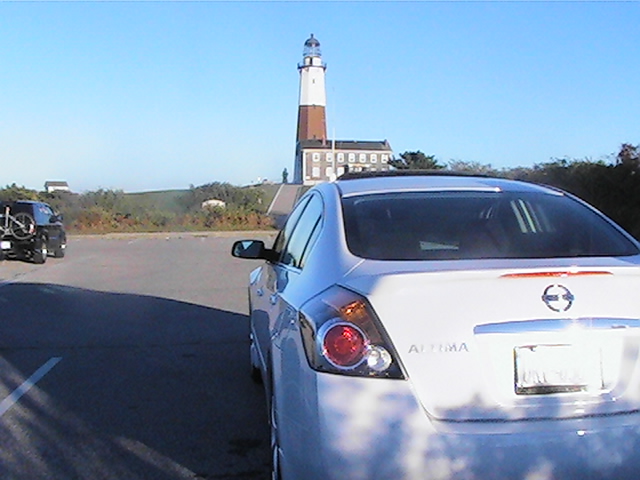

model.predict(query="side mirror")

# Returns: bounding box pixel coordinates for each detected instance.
[232,240,269,259]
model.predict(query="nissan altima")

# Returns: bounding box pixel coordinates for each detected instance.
[231,172,640,480]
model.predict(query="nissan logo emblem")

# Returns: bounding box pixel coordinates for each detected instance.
[542,284,574,312]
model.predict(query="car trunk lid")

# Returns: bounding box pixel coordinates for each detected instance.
[342,261,640,422]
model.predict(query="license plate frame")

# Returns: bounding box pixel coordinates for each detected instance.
[514,343,602,395]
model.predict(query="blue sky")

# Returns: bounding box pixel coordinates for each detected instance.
[1,1,638,193]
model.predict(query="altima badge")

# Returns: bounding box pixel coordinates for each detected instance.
[542,284,574,312]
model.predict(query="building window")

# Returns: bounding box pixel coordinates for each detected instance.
[312,152,320,162]
[381,154,389,164]
[326,152,333,163]
[326,167,333,178]
[371,154,378,163]
[359,153,367,163]
[348,153,356,163]
[337,153,345,163]
[312,167,320,178]
[337,166,345,177]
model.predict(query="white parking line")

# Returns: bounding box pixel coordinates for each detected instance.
[0,357,62,417]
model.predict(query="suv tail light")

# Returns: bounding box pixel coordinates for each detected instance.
[299,286,405,379]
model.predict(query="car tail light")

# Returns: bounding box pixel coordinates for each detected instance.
[299,286,405,379]
[322,323,366,367]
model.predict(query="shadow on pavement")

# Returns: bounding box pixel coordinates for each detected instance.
[0,283,269,480]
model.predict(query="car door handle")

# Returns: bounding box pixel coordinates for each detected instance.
[256,288,264,297]
[270,294,279,305]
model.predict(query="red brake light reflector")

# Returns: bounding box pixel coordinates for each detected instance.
[323,324,366,367]
[501,271,612,279]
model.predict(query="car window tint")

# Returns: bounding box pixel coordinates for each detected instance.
[299,213,322,269]
[272,196,311,261]
[34,204,53,224]
[342,191,640,260]
[8,203,31,215]
[281,194,323,269]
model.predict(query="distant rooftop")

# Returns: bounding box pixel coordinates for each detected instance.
[44,181,71,193]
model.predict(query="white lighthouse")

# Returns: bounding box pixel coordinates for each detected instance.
[296,34,327,142]
[293,34,393,185]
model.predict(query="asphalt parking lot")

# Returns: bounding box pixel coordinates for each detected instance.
[0,232,276,480]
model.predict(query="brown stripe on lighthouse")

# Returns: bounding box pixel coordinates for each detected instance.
[297,105,326,142]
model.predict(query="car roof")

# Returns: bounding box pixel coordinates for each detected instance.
[1,200,41,205]
[333,171,562,198]
[0,201,51,212]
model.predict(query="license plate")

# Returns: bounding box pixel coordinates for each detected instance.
[0,240,10,250]
[514,344,602,395]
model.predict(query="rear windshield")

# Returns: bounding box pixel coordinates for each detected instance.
[342,191,639,260]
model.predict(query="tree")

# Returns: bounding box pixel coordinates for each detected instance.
[616,143,640,172]
[389,151,444,170]
[447,160,498,176]
[79,188,126,211]
[0,184,40,202]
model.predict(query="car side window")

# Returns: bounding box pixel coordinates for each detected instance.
[272,196,311,261]
[41,204,54,224]
[298,206,323,269]
[31,203,51,225]
[280,194,323,269]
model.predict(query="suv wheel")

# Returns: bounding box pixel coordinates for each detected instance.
[33,237,48,264]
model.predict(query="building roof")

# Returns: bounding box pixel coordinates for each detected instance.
[298,139,392,151]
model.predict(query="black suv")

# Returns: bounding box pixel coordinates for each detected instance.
[0,201,66,264]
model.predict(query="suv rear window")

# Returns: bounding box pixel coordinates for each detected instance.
[342,191,639,260]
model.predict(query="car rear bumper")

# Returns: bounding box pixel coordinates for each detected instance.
[277,372,640,480]
[0,238,25,256]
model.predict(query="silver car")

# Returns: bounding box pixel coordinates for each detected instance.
[232,172,640,480]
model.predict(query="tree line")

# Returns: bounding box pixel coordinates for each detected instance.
[1,143,639,238]
[389,144,640,239]
[0,182,272,233]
